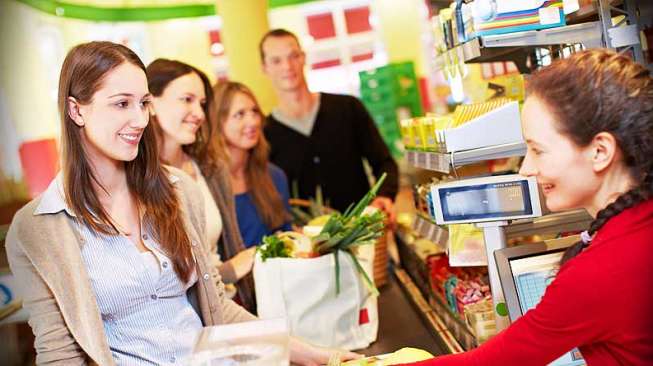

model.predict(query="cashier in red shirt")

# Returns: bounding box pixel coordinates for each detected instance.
[403,49,653,365]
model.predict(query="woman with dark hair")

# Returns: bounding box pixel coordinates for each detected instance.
[6,42,357,365]
[211,81,292,248]
[146,59,256,312]
[401,50,653,365]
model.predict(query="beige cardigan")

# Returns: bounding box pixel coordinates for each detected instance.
[6,168,256,365]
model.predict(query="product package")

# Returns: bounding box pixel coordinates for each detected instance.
[189,318,290,366]
[473,0,566,37]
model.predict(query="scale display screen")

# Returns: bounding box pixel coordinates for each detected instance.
[440,180,532,221]
[431,175,541,225]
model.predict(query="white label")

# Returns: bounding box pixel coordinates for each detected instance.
[563,0,580,14]
[539,7,561,25]
[497,0,544,14]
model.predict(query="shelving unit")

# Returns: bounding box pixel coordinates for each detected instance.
[434,22,604,73]
[405,142,527,173]
[413,214,448,251]
[432,0,650,74]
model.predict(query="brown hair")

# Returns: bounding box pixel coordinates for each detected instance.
[259,28,301,62]
[146,59,224,178]
[58,41,194,282]
[211,81,288,230]
[527,49,653,264]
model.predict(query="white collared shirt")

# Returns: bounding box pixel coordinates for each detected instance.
[36,173,202,366]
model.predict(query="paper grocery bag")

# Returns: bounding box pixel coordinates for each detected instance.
[253,247,378,350]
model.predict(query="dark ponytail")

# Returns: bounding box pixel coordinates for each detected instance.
[526,49,653,265]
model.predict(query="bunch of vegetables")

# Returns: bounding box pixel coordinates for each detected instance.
[257,173,388,296]
[289,184,331,226]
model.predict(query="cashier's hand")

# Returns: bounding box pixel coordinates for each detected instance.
[230,247,256,280]
[289,337,362,365]
[371,196,396,228]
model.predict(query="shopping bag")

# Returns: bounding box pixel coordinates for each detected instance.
[253,244,378,350]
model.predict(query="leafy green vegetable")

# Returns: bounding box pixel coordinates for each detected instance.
[313,173,388,296]
[257,235,292,262]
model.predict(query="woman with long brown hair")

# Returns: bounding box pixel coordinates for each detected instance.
[6,41,357,365]
[400,50,653,365]
[211,81,292,248]
[146,59,256,312]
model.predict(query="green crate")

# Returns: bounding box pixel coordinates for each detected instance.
[361,88,397,106]
[389,61,417,79]
[378,125,401,139]
[364,102,393,115]
[359,70,394,91]
[359,61,423,117]
[370,109,398,128]
[397,98,423,116]
[361,93,397,110]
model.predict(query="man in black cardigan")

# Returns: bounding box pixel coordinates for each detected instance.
[259,29,399,218]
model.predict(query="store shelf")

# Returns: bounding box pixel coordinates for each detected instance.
[427,288,478,351]
[505,209,593,238]
[413,214,448,251]
[395,234,477,352]
[480,21,603,48]
[434,22,603,73]
[406,142,526,173]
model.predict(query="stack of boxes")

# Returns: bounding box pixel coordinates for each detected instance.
[359,62,423,158]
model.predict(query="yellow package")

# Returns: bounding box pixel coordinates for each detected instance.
[448,223,487,266]
[452,97,513,127]
[417,117,437,151]
[399,118,415,150]
[411,117,424,150]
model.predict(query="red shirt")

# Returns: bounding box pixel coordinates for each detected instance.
[404,199,653,366]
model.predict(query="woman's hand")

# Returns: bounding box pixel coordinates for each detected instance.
[289,337,362,366]
[230,247,256,280]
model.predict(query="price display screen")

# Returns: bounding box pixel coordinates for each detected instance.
[439,180,533,222]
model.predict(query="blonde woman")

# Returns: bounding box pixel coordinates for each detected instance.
[211,81,292,248]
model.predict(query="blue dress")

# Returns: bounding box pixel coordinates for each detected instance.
[235,163,292,248]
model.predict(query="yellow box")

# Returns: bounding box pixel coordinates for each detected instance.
[417,117,437,151]
[399,118,415,150]
[411,118,424,150]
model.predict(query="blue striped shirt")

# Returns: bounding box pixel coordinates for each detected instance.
[37,175,203,365]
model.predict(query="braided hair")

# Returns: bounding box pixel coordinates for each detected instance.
[526,49,653,265]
